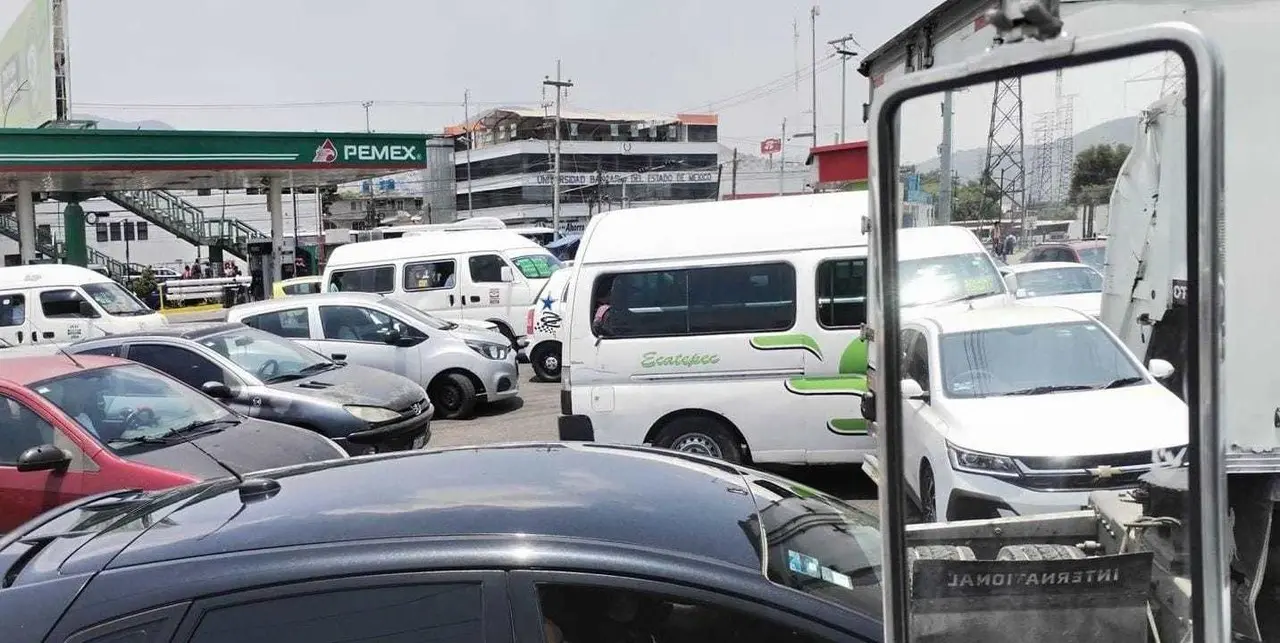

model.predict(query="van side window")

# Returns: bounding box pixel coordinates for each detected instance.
[468,255,507,283]
[40,289,93,319]
[405,260,457,291]
[328,266,395,294]
[0,294,25,327]
[243,309,311,339]
[816,258,867,329]
[594,263,796,339]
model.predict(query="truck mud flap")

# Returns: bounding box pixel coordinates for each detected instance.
[908,551,1154,642]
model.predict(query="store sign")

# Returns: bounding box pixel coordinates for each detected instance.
[529,171,717,186]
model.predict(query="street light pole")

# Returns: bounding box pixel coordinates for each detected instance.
[2,79,30,128]
[362,101,373,133]
[543,61,574,239]
[778,118,787,196]
[463,89,473,216]
[828,35,858,143]
[809,5,820,142]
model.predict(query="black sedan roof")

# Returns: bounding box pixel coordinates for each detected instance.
[79,443,771,572]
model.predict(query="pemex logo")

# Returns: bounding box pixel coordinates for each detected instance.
[312,139,338,163]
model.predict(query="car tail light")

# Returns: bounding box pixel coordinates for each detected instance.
[526,309,535,335]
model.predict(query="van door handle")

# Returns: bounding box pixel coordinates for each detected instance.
[15,331,22,342]
[469,296,480,303]
[448,295,455,306]
[42,332,54,339]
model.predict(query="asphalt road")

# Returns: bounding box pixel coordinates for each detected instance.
[432,374,881,514]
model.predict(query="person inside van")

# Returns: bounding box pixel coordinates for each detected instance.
[592,277,614,336]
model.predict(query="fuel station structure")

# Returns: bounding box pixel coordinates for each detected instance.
[0,125,450,295]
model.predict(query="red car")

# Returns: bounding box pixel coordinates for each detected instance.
[1021,239,1108,272]
[0,354,348,533]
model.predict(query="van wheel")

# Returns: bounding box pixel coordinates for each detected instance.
[530,343,561,382]
[654,416,744,463]
[919,463,939,523]
[429,373,478,420]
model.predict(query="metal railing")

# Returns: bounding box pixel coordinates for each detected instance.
[106,189,269,259]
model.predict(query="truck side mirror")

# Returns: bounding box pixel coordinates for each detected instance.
[499,266,514,283]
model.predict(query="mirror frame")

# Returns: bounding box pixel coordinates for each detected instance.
[868,22,1224,642]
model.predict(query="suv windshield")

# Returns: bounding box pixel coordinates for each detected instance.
[198,326,333,383]
[511,254,563,279]
[32,363,237,450]
[83,282,152,316]
[900,251,1005,308]
[747,473,882,617]
[1014,266,1103,298]
[940,320,1146,399]
[1076,246,1107,271]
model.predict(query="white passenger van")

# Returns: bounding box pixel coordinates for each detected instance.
[0,264,168,347]
[557,192,872,465]
[321,229,563,346]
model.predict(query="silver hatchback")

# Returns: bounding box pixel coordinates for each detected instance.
[228,293,520,419]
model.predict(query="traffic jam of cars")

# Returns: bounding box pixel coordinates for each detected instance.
[0,194,1169,641]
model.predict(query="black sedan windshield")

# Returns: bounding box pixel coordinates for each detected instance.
[747,473,882,617]
[199,326,333,383]
[940,320,1145,398]
[32,364,235,449]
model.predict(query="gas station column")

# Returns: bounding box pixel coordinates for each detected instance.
[16,180,36,265]
[62,201,87,267]
[267,177,284,294]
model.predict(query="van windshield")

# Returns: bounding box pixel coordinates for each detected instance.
[899,252,1005,308]
[510,254,562,279]
[83,282,153,316]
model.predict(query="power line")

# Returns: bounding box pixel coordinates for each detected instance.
[75,99,530,110]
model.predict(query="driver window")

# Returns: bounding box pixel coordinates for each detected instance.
[536,583,850,643]
[320,306,424,343]
[127,344,227,390]
[0,395,56,465]
[40,289,96,319]
[901,329,930,393]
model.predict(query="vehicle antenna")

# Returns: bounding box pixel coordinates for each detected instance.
[44,331,85,369]
[179,435,246,485]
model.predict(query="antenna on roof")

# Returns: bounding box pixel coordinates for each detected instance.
[43,330,85,369]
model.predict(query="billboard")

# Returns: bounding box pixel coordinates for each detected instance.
[0,0,54,128]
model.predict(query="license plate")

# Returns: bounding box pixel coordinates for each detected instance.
[412,434,427,449]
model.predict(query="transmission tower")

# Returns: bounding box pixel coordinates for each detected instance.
[980,77,1028,235]
[1051,70,1076,205]
[1159,52,1185,98]
[1030,113,1055,206]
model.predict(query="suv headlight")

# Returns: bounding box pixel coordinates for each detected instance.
[344,405,400,423]
[467,340,509,360]
[946,443,1020,478]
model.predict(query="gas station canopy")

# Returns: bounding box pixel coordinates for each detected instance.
[0,127,433,192]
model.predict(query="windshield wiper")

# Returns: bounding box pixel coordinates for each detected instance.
[109,418,239,447]
[1001,384,1096,396]
[926,291,997,307]
[1097,376,1145,390]
[265,362,334,383]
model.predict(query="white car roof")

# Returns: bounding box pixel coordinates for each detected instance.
[577,192,868,265]
[326,229,543,268]
[0,264,114,289]
[917,305,1095,334]
[228,292,385,317]
[1006,261,1098,274]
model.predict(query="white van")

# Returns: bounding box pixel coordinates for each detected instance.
[557,192,873,465]
[525,265,575,381]
[0,264,168,347]
[860,225,1014,424]
[321,229,563,347]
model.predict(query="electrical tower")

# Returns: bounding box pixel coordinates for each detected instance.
[1159,52,1185,98]
[1030,113,1055,206]
[1051,70,1075,205]
[980,77,1028,235]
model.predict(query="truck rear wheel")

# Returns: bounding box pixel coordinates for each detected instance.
[996,544,1086,561]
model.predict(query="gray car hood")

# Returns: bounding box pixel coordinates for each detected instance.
[270,363,424,408]
[124,417,344,478]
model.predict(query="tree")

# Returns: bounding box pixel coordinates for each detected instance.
[951,179,1003,222]
[1069,143,1131,237]
[1069,143,1132,205]
[130,266,158,302]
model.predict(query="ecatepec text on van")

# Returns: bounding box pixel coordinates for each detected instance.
[640,352,721,369]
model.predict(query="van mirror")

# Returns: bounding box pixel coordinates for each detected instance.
[77,299,100,318]
[1003,274,1018,292]
[499,266,514,283]
[382,326,403,345]
[901,378,928,402]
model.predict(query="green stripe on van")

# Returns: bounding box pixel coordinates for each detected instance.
[750,333,823,360]
[828,418,870,435]
[784,375,868,395]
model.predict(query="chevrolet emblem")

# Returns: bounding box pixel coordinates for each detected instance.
[1088,465,1121,480]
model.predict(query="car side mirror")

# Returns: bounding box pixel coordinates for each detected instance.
[382,327,402,345]
[499,266,514,283]
[16,444,72,473]
[394,336,421,347]
[77,300,100,318]
[901,378,929,403]
[201,380,233,399]
[1148,358,1176,380]
[1004,274,1018,292]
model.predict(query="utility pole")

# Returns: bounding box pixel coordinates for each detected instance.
[463,89,473,216]
[809,5,820,142]
[778,118,787,196]
[362,101,373,133]
[731,148,739,200]
[938,91,955,224]
[543,60,573,240]
[828,35,858,143]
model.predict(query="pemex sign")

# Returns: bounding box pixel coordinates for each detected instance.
[312,138,423,164]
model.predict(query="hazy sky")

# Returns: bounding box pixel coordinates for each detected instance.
[0,0,1177,166]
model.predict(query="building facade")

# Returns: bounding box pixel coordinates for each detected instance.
[447,108,721,229]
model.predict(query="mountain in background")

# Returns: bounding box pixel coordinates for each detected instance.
[910,115,1140,180]
[73,114,175,130]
